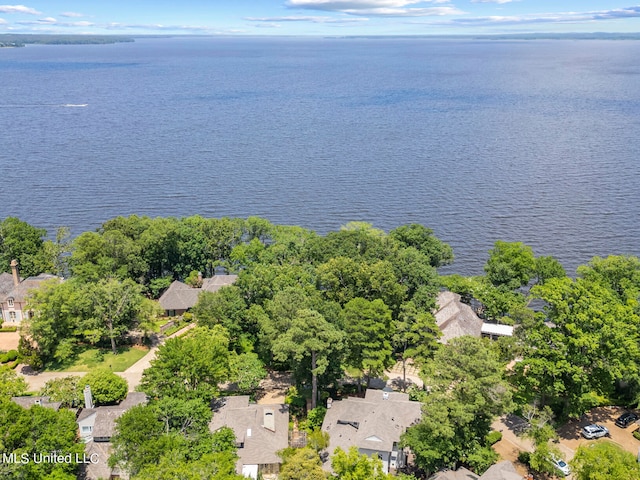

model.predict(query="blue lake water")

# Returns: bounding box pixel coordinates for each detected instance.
[1,37,639,275]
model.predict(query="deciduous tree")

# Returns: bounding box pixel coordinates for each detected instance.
[140,326,230,401]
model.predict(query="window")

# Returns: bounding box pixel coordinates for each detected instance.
[9,312,16,322]
[81,426,93,433]
[7,298,14,308]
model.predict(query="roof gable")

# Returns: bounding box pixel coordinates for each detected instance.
[158,275,238,311]
[209,396,289,467]
[322,389,422,454]
[434,291,483,342]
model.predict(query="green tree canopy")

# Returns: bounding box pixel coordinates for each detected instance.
[402,336,512,475]
[82,368,128,405]
[140,325,230,401]
[331,446,393,480]
[0,399,84,479]
[484,240,536,290]
[279,447,327,480]
[571,441,640,480]
[341,297,394,385]
[0,217,50,277]
[273,308,344,408]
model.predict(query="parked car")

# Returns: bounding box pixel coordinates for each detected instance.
[615,412,639,428]
[549,455,571,477]
[581,424,610,439]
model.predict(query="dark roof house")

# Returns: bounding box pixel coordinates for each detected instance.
[158,274,238,315]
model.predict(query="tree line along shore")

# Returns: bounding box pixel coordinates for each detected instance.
[1,214,639,479]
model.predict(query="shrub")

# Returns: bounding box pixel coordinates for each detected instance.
[486,430,503,446]
[633,429,640,441]
[0,326,18,332]
[518,451,531,465]
[301,407,327,432]
[5,350,18,362]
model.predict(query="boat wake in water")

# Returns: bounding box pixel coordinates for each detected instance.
[0,103,88,108]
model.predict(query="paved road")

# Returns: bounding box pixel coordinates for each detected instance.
[18,323,196,393]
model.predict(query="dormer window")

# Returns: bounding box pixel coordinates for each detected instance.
[7,298,14,308]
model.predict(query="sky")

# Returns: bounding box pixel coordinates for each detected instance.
[1,1,640,36]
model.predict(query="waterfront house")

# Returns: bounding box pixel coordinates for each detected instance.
[0,260,59,325]
[435,291,513,343]
[158,274,238,316]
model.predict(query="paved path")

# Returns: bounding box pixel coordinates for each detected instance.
[18,323,196,393]
[385,360,424,390]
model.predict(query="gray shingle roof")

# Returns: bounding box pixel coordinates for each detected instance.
[201,275,238,293]
[209,396,289,469]
[158,275,238,311]
[6,273,59,303]
[0,272,14,297]
[479,461,524,480]
[11,396,62,411]
[430,468,480,480]
[321,389,422,455]
[158,280,201,311]
[434,291,483,343]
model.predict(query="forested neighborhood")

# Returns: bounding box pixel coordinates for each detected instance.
[1,215,640,480]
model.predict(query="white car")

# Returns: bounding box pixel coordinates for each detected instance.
[581,424,610,439]
[549,455,571,476]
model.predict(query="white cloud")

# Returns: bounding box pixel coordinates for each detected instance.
[104,22,212,32]
[60,12,85,18]
[286,0,464,16]
[428,6,640,27]
[247,15,367,23]
[342,6,463,16]
[471,0,514,4]
[0,17,7,24]
[0,5,41,15]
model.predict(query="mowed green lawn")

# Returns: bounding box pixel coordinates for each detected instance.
[47,345,149,372]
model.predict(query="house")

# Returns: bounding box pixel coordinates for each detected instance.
[158,273,238,316]
[0,260,59,325]
[434,291,484,343]
[11,395,62,411]
[321,389,422,474]
[76,389,147,480]
[209,396,289,479]
[430,461,524,480]
[434,291,513,343]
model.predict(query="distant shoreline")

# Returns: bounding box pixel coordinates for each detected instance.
[1,32,640,47]
[0,34,134,48]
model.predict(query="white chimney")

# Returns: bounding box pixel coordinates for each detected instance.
[263,409,275,432]
[84,385,94,409]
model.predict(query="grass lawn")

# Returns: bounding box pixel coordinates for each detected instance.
[47,345,150,372]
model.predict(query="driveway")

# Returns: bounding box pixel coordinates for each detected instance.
[557,406,640,458]
[0,331,19,351]
[18,323,196,393]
